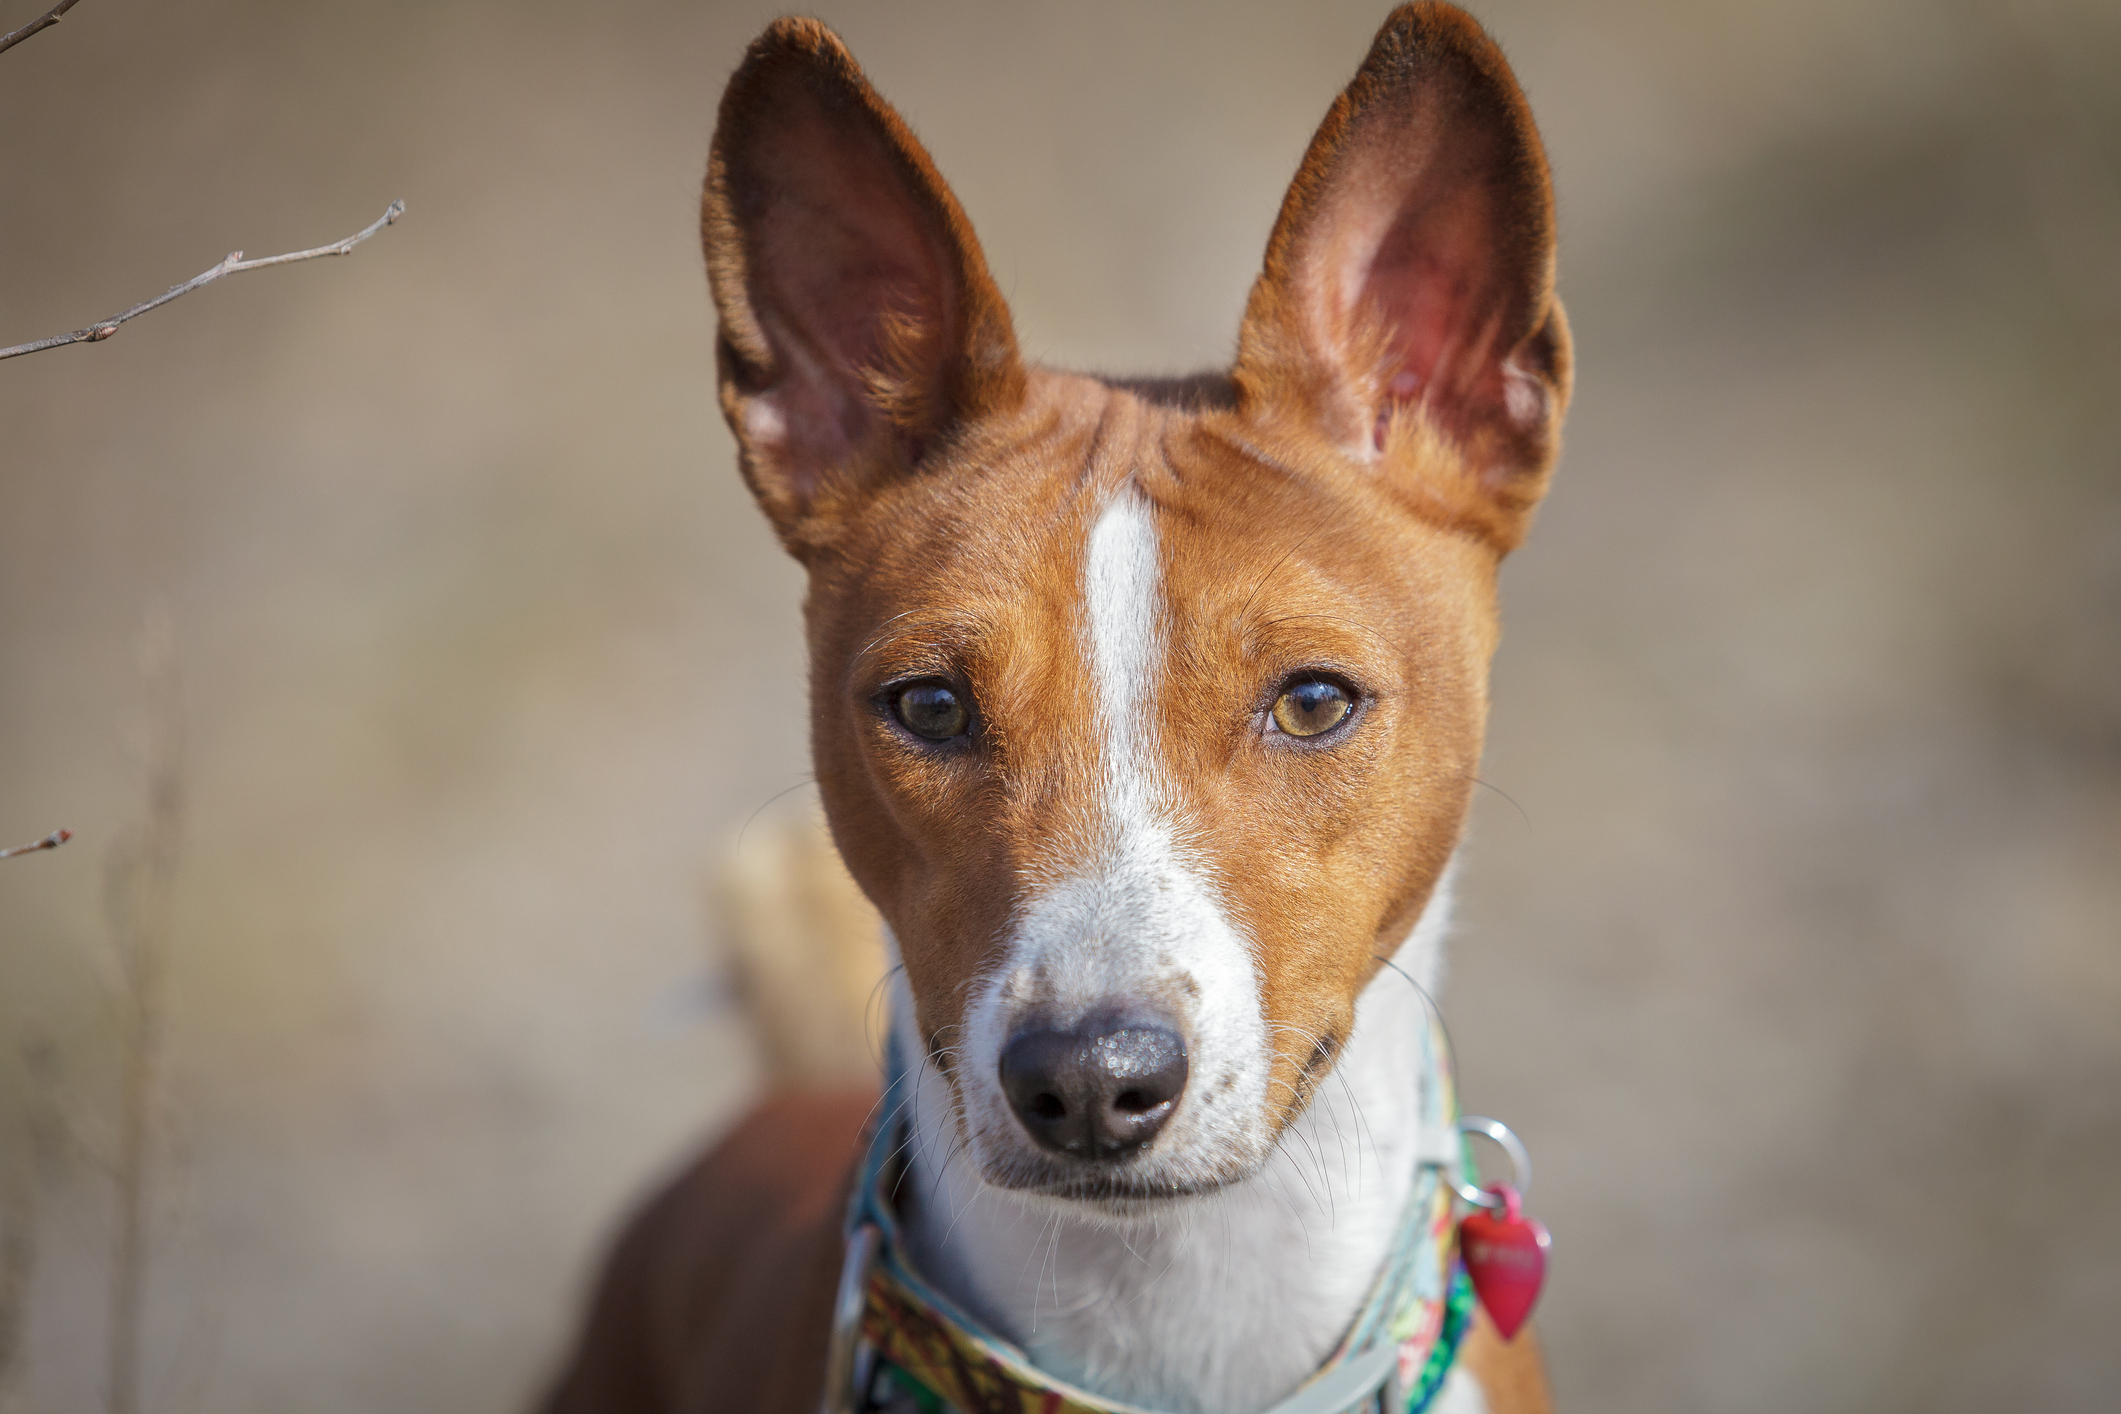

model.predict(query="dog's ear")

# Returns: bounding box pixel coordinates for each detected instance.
[705,19,1025,553]
[1235,2,1570,551]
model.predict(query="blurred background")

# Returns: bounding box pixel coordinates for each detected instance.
[1,1,2116,1412]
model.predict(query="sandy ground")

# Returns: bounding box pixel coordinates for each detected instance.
[1,2,2116,1412]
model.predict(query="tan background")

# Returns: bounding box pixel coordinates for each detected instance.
[2,1,2117,1411]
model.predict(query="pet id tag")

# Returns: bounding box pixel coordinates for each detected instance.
[1459,1183,1550,1341]
[1453,1116,1550,1341]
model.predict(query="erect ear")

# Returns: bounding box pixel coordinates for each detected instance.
[704,19,1025,553]
[1235,2,1571,551]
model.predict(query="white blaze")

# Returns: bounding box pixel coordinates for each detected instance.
[958,489,1271,1189]
[1085,487,1166,824]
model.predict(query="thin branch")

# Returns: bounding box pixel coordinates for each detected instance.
[0,828,70,860]
[0,0,83,58]
[0,200,404,363]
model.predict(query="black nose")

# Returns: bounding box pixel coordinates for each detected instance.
[999,1020,1188,1160]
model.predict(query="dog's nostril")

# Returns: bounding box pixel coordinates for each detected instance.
[999,1020,1188,1161]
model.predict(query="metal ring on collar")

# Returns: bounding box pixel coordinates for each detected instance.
[822,1222,882,1414]
[1450,1115,1531,1210]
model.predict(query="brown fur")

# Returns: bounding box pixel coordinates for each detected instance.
[544,5,1568,1411]
[1460,1315,1557,1414]
[540,1091,872,1414]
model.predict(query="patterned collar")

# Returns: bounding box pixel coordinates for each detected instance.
[825,1011,1474,1414]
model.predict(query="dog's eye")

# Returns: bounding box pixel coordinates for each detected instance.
[892,680,970,741]
[1271,677,1352,738]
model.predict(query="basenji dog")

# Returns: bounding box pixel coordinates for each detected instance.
[540,4,1571,1411]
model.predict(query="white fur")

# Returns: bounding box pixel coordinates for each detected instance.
[893,490,1475,1413]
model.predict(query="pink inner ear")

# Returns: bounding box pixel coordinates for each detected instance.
[741,95,954,464]
[1351,173,1521,454]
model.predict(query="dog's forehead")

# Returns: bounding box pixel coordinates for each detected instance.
[829,382,1463,670]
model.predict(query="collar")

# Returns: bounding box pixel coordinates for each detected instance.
[824,1010,1475,1414]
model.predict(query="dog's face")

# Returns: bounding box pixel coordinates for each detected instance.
[705,3,1568,1205]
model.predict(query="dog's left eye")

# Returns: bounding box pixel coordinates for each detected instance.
[1271,677,1353,738]
[892,680,970,741]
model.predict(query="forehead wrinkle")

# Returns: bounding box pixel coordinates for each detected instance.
[1152,441,1440,658]
[1236,537,1414,658]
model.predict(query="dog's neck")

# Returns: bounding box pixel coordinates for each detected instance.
[887,870,1468,1414]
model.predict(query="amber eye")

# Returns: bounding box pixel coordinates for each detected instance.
[892,680,970,741]
[1271,677,1353,738]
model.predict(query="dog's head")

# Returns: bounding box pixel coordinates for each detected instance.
[704,3,1567,1207]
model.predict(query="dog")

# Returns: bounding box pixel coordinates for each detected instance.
[540,4,1571,1411]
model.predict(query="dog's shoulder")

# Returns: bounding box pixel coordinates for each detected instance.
[537,1088,876,1414]
[1456,1313,1556,1414]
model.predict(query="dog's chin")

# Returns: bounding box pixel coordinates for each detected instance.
[970,1139,1267,1222]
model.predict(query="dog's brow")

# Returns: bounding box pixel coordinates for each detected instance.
[848,609,981,681]
[1250,612,1402,660]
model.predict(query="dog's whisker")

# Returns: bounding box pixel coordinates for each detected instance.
[1269,1020,1366,1197]
[863,962,907,1072]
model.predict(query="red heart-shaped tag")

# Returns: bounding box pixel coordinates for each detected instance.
[1459,1185,1550,1341]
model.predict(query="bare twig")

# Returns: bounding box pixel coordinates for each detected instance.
[0,200,405,363]
[0,0,84,59]
[0,829,70,860]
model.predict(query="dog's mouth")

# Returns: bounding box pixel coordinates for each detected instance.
[960,1096,1281,1213]
[976,1166,1246,1222]
[984,1160,1241,1206]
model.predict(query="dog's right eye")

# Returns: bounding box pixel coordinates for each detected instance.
[891,680,970,741]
